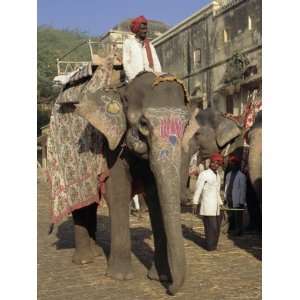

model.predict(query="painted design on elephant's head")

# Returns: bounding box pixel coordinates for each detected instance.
[159,118,185,146]
[158,149,169,161]
[144,107,189,177]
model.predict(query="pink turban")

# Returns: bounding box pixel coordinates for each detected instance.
[228,154,241,163]
[130,16,147,33]
[210,153,224,164]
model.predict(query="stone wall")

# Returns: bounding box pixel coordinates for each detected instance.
[153,0,262,115]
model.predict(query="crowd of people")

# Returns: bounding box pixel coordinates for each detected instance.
[187,151,261,251]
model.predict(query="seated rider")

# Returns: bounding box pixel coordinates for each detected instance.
[123,15,162,82]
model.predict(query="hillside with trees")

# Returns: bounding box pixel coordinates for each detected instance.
[37,26,94,134]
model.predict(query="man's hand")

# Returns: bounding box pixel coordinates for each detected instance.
[192,204,197,215]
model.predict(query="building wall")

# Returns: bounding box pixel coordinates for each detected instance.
[153,0,262,115]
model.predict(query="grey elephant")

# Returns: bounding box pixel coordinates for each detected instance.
[247,110,262,205]
[76,74,263,294]
[181,107,262,195]
[49,68,190,294]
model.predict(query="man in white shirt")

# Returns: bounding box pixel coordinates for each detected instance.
[192,153,224,251]
[123,16,162,81]
[224,154,247,236]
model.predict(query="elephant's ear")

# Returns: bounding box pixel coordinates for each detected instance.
[182,108,200,153]
[75,89,126,150]
[215,117,242,147]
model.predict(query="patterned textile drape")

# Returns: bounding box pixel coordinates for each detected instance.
[47,55,114,224]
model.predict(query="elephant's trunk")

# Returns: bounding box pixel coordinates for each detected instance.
[150,147,186,295]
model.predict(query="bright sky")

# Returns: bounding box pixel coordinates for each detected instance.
[38,0,210,36]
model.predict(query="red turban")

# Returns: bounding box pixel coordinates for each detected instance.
[210,153,224,164]
[228,154,241,163]
[130,16,147,33]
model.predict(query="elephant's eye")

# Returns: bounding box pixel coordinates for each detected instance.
[138,117,150,136]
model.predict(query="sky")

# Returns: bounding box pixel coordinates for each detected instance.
[38,0,210,36]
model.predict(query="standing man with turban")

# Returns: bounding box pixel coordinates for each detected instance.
[123,16,162,81]
[224,154,247,236]
[192,153,224,251]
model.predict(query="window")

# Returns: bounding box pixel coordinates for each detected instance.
[248,16,252,31]
[193,49,201,67]
[224,29,228,43]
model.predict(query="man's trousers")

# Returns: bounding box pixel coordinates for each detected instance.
[202,215,222,251]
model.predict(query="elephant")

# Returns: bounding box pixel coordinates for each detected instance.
[247,110,262,204]
[74,71,192,295]
[181,106,243,176]
[181,106,262,196]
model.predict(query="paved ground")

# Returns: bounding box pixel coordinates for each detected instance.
[38,172,261,300]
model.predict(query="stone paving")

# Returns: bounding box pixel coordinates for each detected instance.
[38,173,261,300]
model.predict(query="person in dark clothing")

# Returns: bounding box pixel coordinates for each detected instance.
[224,154,247,236]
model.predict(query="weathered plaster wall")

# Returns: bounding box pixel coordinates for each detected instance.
[154,0,262,114]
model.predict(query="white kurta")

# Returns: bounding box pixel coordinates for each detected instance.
[122,36,162,81]
[224,170,247,208]
[192,169,223,216]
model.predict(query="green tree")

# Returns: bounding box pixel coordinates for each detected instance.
[37,26,95,135]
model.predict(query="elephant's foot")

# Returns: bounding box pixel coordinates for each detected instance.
[167,283,181,296]
[72,248,94,265]
[106,259,134,280]
[72,224,94,264]
[147,264,168,282]
[90,239,104,257]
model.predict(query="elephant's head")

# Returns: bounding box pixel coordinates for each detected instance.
[182,107,243,161]
[75,71,190,294]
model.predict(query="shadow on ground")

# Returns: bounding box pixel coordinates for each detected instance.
[221,211,262,261]
[52,214,155,268]
[182,224,207,250]
[227,232,262,260]
[180,207,262,260]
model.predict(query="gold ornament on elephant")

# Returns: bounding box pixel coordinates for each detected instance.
[106,100,121,114]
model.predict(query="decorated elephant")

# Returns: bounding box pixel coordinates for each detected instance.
[76,71,191,295]
[48,62,193,294]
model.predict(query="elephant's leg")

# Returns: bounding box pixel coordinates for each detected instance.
[144,175,170,282]
[72,206,94,264]
[105,157,134,280]
[87,202,104,257]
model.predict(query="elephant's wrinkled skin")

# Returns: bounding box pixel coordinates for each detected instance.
[76,72,190,295]
[247,110,262,205]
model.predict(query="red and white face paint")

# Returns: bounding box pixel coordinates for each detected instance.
[144,107,189,177]
[159,117,185,146]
